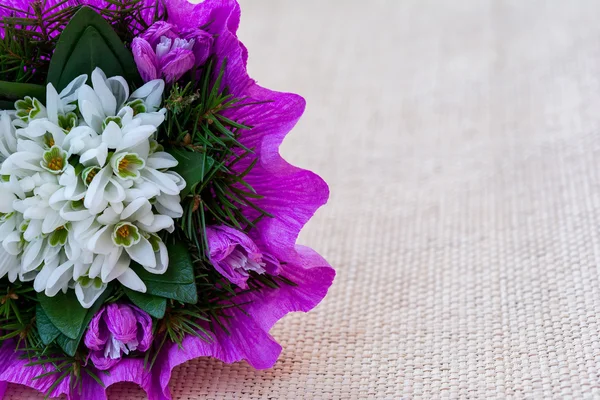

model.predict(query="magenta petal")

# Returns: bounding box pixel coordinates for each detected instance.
[206,225,259,262]
[91,351,121,371]
[134,307,153,352]
[101,359,154,398]
[140,21,179,46]
[159,48,195,83]
[206,225,263,288]
[150,244,334,400]
[106,304,138,343]
[0,342,73,399]
[84,306,108,351]
[132,37,160,82]
[182,29,214,66]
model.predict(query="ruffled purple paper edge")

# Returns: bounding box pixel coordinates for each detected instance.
[0,1,335,399]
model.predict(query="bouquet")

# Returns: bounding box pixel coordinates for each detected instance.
[0,1,334,399]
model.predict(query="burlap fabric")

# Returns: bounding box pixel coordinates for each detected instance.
[7,0,600,398]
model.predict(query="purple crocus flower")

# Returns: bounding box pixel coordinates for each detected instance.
[132,21,213,83]
[206,225,280,289]
[84,303,153,370]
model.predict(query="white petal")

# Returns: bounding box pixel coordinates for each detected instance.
[46,84,60,124]
[3,231,22,255]
[125,181,160,202]
[136,214,174,233]
[147,152,178,169]
[78,85,105,130]
[34,259,59,292]
[126,236,156,269]
[130,80,164,112]
[134,111,165,127]
[45,261,74,297]
[75,280,107,309]
[60,202,92,222]
[97,208,120,225]
[105,179,126,203]
[121,197,152,222]
[41,212,65,234]
[59,74,88,104]
[141,168,180,195]
[89,255,105,279]
[22,239,45,272]
[102,249,128,282]
[165,171,186,191]
[91,68,117,116]
[88,225,114,254]
[73,262,89,281]
[1,152,43,173]
[0,248,19,281]
[110,201,124,214]
[0,190,16,213]
[0,218,16,241]
[80,142,108,167]
[156,194,184,218]
[116,125,155,152]
[102,121,122,149]
[23,219,43,242]
[107,76,129,109]
[116,268,146,293]
[154,240,168,275]
[85,166,112,213]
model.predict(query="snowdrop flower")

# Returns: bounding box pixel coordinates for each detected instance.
[0,68,185,308]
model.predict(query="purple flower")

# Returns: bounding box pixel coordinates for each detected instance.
[206,225,280,289]
[84,303,153,370]
[132,21,213,83]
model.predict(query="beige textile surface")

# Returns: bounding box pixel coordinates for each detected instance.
[8,0,600,398]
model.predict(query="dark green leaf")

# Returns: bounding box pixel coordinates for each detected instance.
[35,305,61,346]
[169,147,215,197]
[55,287,113,357]
[132,242,198,304]
[0,81,46,102]
[0,100,15,110]
[123,288,167,319]
[47,7,141,91]
[37,291,87,340]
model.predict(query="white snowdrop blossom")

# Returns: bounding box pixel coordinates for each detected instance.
[0,68,185,308]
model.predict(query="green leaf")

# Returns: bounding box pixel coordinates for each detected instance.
[55,287,114,357]
[0,100,15,110]
[169,148,215,197]
[47,7,141,91]
[0,81,46,102]
[123,288,167,319]
[37,291,87,340]
[132,242,198,304]
[35,305,61,346]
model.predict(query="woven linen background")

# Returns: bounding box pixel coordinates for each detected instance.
[7,0,600,398]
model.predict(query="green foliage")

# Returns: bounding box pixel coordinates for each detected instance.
[47,6,141,91]
[169,148,215,197]
[123,288,167,319]
[37,292,88,339]
[131,242,198,304]
[161,59,273,260]
[0,81,45,103]
[37,287,113,356]
[0,280,41,350]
